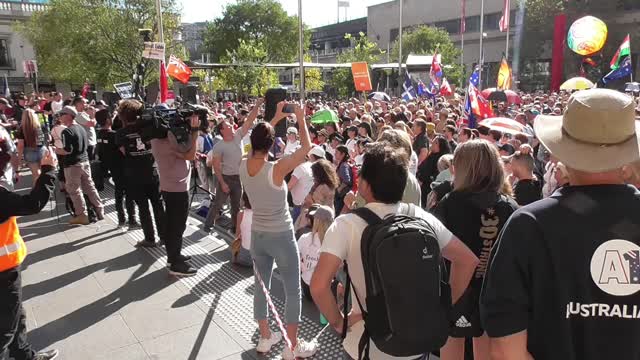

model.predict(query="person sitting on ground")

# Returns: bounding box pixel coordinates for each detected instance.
[295,159,339,232]
[298,205,334,301]
[310,142,479,360]
[231,192,253,267]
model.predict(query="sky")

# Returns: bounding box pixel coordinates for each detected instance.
[180,0,391,28]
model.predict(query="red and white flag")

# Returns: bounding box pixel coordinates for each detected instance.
[440,77,453,96]
[166,55,192,84]
[499,0,510,32]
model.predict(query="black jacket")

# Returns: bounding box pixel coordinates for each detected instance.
[0,165,56,224]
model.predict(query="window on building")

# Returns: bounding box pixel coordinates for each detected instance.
[465,16,480,33]
[484,12,501,31]
[390,28,399,43]
[0,39,10,68]
[435,19,460,35]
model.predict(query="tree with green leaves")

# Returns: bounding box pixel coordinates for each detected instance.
[203,0,309,63]
[330,32,384,98]
[390,25,462,85]
[294,55,325,92]
[214,39,279,99]
[17,0,183,86]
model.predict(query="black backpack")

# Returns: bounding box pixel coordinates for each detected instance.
[343,203,451,359]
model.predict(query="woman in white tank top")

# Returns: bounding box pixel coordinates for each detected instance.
[239,101,316,359]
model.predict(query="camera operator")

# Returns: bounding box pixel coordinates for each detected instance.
[115,100,166,248]
[150,110,201,277]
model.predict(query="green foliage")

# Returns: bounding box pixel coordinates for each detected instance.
[203,0,309,63]
[214,39,280,98]
[390,25,462,84]
[16,0,184,86]
[330,32,384,98]
[295,55,325,92]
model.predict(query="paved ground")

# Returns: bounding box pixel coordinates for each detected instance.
[17,176,345,360]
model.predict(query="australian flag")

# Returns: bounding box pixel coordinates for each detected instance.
[402,72,416,101]
[469,66,480,88]
[602,56,633,84]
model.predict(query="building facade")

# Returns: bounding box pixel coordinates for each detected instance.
[0,0,50,94]
[368,0,517,89]
[181,22,208,62]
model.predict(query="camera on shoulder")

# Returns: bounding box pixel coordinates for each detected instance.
[136,103,209,144]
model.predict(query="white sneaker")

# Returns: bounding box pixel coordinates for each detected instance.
[256,331,282,353]
[282,339,318,359]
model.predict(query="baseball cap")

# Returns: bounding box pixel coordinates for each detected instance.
[58,106,78,117]
[0,98,11,108]
[308,146,325,159]
[308,205,335,223]
[287,127,298,135]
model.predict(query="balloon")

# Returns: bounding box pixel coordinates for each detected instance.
[567,16,608,56]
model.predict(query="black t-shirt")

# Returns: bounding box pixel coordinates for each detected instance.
[15,126,46,147]
[480,185,640,360]
[115,127,157,184]
[434,191,518,288]
[412,132,429,154]
[96,129,123,170]
[514,178,542,206]
[61,124,88,166]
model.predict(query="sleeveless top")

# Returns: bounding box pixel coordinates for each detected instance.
[239,159,293,233]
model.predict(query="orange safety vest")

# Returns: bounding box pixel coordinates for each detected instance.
[0,217,27,272]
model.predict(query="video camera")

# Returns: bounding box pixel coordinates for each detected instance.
[136,103,209,144]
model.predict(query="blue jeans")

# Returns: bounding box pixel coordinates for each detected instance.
[251,229,301,324]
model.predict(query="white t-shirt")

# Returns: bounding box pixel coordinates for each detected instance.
[345,138,357,155]
[290,161,314,206]
[239,209,253,250]
[409,151,418,176]
[51,124,67,149]
[354,154,364,166]
[321,202,453,359]
[298,232,322,285]
[51,100,63,114]
[284,140,300,156]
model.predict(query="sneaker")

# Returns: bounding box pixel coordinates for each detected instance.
[202,225,212,233]
[256,331,282,353]
[168,262,198,277]
[69,215,90,225]
[166,254,192,267]
[128,221,141,229]
[34,349,59,360]
[135,240,157,248]
[282,339,318,360]
[95,208,105,221]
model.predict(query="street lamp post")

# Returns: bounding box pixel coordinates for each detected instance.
[398,0,403,95]
[478,0,485,90]
[298,0,305,104]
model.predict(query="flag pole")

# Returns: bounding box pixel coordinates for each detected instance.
[398,0,404,96]
[155,0,165,104]
[460,0,465,89]
[298,0,305,105]
[478,0,485,90]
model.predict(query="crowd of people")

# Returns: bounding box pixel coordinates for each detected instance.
[1,86,640,360]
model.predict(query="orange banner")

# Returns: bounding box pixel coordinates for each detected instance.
[351,62,372,92]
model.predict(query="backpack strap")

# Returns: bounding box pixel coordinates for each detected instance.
[352,207,382,226]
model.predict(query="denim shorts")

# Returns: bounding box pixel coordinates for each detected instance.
[24,146,45,164]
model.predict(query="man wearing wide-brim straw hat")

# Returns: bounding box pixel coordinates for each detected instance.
[480,89,640,360]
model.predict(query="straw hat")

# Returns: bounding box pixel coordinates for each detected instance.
[534,89,640,172]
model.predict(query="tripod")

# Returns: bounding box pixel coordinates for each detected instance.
[189,159,215,209]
